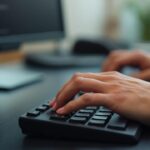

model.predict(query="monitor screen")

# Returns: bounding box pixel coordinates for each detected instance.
[0,0,65,44]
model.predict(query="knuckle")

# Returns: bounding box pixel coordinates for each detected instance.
[66,102,74,111]
[110,50,122,57]
[112,58,121,64]
[106,94,124,112]
[134,50,143,55]
[72,73,84,86]
[72,72,82,80]
[110,82,120,87]
[111,93,126,104]
[111,52,118,57]
[82,93,93,105]
[132,50,146,58]
[74,77,84,86]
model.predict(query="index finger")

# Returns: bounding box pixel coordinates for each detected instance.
[54,77,109,110]
[56,93,113,115]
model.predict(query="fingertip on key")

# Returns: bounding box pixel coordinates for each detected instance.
[49,99,56,107]
[57,107,65,115]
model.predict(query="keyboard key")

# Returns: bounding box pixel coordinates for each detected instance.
[36,106,48,112]
[74,113,91,118]
[107,114,128,130]
[85,106,98,110]
[92,116,108,121]
[27,110,40,117]
[50,114,69,121]
[88,120,106,127]
[95,112,112,116]
[79,109,94,114]
[42,103,50,108]
[69,116,87,124]
[99,107,112,112]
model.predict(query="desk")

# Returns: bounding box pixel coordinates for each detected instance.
[0,62,150,150]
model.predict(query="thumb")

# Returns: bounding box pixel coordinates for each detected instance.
[131,69,150,81]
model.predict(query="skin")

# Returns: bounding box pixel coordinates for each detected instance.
[103,50,150,80]
[50,71,150,125]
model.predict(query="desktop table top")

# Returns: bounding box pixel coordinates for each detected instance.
[0,62,150,150]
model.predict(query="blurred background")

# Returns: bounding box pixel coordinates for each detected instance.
[62,0,150,49]
[18,0,149,54]
[0,0,149,62]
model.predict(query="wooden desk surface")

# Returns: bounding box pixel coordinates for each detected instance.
[0,51,25,64]
[0,41,60,64]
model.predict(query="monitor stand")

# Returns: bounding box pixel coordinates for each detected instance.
[0,42,21,51]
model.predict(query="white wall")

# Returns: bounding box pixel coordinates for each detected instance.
[62,0,106,40]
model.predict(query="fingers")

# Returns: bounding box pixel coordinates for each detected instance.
[56,72,109,100]
[103,50,126,71]
[49,99,56,107]
[55,73,96,101]
[102,50,147,72]
[56,93,112,115]
[131,69,150,81]
[103,58,126,71]
[55,77,109,110]
[54,72,111,107]
[53,71,122,110]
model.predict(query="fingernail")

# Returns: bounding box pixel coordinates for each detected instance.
[49,99,56,106]
[57,107,65,114]
[52,103,57,110]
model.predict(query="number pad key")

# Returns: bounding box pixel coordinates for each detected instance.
[99,107,112,112]
[50,114,69,121]
[27,110,40,117]
[69,116,87,124]
[74,113,91,118]
[92,116,108,121]
[36,106,49,112]
[79,109,94,114]
[88,120,106,127]
[85,106,98,110]
[107,114,128,130]
[95,112,112,117]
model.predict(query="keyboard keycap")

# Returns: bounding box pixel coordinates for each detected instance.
[69,117,87,124]
[50,114,69,121]
[42,103,50,107]
[27,110,40,117]
[95,112,112,116]
[36,106,48,112]
[85,106,98,110]
[99,107,112,112]
[74,113,91,118]
[92,116,108,121]
[107,114,128,130]
[79,109,94,114]
[88,120,106,127]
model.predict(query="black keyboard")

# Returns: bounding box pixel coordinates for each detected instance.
[19,101,142,143]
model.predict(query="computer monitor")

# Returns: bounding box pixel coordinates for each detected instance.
[0,0,65,50]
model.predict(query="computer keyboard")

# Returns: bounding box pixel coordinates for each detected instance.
[19,97,142,143]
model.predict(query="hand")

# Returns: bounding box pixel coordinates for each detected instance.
[50,72,150,125]
[103,50,150,80]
